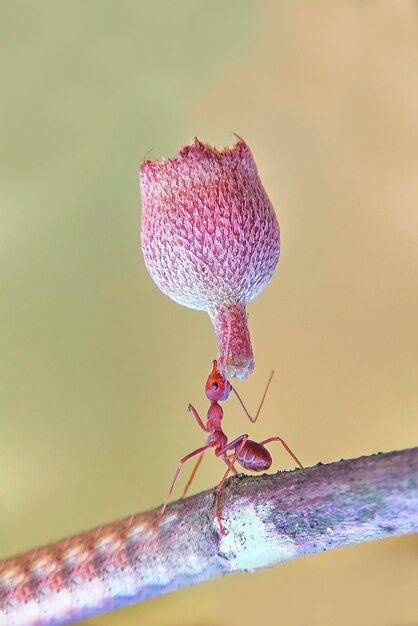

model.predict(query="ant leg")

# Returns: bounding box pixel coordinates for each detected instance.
[181,452,204,499]
[215,433,249,458]
[259,436,304,469]
[215,434,249,535]
[123,488,145,539]
[153,444,210,529]
[188,403,208,432]
[178,404,208,500]
[223,454,238,475]
[230,370,275,423]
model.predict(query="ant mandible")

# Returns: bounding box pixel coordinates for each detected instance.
[153,360,303,535]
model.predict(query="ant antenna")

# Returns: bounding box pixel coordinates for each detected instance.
[230,369,275,423]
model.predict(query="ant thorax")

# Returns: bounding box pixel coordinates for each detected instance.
[206,428,227,452]
[206,402,223,429]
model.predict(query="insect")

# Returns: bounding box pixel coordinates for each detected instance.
[153,360,303,535]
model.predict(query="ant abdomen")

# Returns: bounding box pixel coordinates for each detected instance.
[237,440,272,472]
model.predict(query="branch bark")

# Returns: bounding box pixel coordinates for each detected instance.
[1,447,417,626]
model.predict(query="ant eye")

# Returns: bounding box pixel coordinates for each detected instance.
[212,383,219,390]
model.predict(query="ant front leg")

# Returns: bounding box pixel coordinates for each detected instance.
[153,444,210,529]
[259,436,304,469]
[179,404,209,497]
[188,403,208,432]
[214,434,249,535]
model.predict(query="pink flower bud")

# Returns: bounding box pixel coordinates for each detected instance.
[139,138,280,379]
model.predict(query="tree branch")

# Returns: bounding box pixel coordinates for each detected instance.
[1,447,417,626]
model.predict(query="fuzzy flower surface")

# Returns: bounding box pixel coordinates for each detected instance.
[140,138,280,379]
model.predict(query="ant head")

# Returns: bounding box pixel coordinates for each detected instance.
[205,360,232,402]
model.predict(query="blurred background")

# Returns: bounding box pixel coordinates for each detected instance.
[1,1,418,624]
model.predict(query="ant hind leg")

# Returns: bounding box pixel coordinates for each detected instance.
[259,436,304,469]
[215,434,249,535]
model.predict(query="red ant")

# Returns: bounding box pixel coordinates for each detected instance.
[153,360,303,535]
